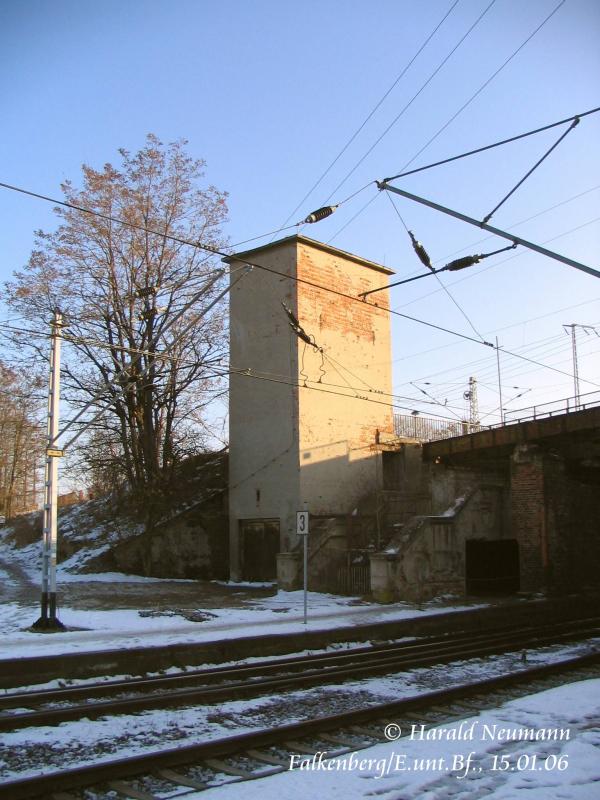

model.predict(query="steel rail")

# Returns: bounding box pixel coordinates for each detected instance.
[0,652,598,800]
[1,618,598,732]
[4,614,598,706]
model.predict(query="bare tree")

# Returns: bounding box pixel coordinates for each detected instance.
[0,364,44,516]
[6,135,229,520]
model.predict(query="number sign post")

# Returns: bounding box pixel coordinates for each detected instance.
[297,508,309,625]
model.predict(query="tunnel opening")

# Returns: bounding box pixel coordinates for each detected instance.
[466,538,519,595]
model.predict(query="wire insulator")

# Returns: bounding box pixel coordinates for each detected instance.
[408,231,433,270]
[282,301,313,345]
[444,255,481,271]
[303,205,338,224]
[295,327,313,346]
[282,302,301,328]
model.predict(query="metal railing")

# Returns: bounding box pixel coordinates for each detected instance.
[394,390,600,443]
[393,413,478,442]
[502,390,600,425]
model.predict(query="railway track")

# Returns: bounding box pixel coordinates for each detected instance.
[0,615,598,733]
[1,652,598,800]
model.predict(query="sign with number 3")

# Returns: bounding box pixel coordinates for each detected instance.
[297,510,309,535]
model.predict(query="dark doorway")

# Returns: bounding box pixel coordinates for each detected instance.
[466,539,519,595]
[240,519,280,581]
[382,451,402,490]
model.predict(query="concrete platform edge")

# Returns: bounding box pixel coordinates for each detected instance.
[1,594,598,689]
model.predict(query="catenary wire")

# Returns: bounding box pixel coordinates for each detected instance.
[333,0,571,239]
[481,115,581,224]
[385,190,486,340]
[330,1,571,248]
[0,322,469,414]
[328,190,381,244]
[2,323,595,432]
[398,331,574,384]
[410,381,464,421]
[1,181,596,393]
[363,186,600,316]
[277,0,461,235]
[330,0,566,241]
[440,341,579,390]
[394,0,568,175]
[0,179,493,350]
[431,185,600,264]
[401,333,600,390]
[6,318,596,419]
[225,366,463,422]
[19,309,571,424]
[233,182,375,249]
[392,331,586,389]
[392,216,600,312]
[473,339,600,386]
[321,0,498,204]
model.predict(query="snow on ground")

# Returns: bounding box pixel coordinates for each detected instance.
[1,652,598,795]
[0,512,155,585]
[0,589,487,660]
[1,513,599,796]
[1,640,597,784]
[180,678,600,800]
[0,513,491,660]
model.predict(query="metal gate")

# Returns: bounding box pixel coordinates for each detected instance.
[336,550,371,595]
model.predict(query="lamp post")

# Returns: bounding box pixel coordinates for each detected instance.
[32,309,65,631]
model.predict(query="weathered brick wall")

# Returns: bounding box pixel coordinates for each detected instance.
[569,480,600,589]
[545,459,600,591]
[510,444,600,593]
[296,241,394,515]
[510,445,547,592]
[543,455,571,591]
[228,235,395,580]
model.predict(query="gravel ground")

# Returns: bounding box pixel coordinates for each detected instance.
[0,554,276,612]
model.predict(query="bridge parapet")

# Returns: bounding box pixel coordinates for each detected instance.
[423,403,600,461]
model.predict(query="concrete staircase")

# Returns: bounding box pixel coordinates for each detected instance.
[371,488,477,602]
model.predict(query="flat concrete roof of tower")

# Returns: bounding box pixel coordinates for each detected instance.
[223,234,395,275]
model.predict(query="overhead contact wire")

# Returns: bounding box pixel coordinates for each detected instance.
[323,0,498,203]
[395,0,568,175]
[276,0,461,236]
[2,181,596,387]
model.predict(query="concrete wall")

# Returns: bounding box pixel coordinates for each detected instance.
[371,521,464,603]
[227,235,394,580]
[371,453,511,602]
[370,414,600,601]
[431,464,508,539]
[228,240,301,578]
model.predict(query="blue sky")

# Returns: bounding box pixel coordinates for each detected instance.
[1,0,599,424]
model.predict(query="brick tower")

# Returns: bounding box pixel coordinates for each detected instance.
[225,235,394,581]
